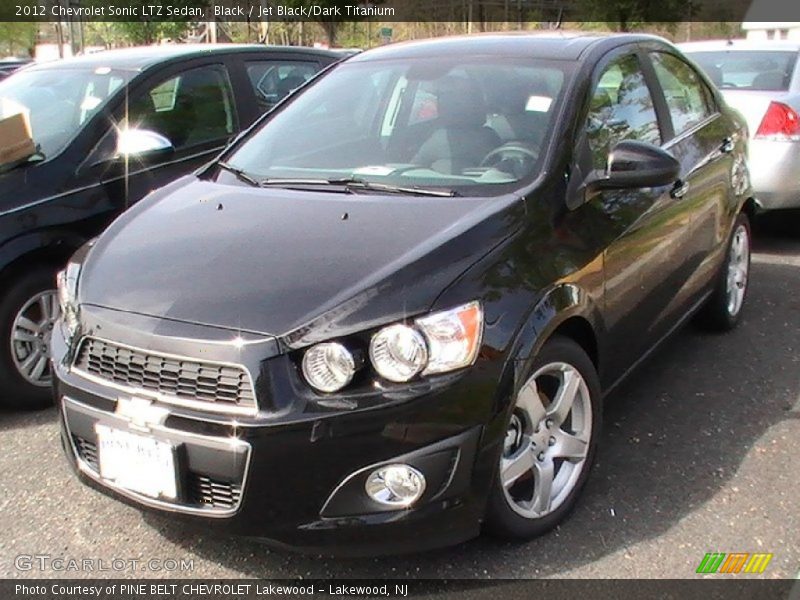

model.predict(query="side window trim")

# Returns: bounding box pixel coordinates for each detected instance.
[637,46,674,143]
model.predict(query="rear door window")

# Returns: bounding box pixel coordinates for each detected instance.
[650,52,715,136]
[245,60,319,112]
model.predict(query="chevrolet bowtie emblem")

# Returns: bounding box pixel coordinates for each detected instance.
[116,396,169,429]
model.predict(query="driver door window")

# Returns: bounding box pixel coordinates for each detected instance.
[125,64,235,152]
[586,54,661,169]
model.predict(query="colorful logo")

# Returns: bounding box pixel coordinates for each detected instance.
[696,552,773,574]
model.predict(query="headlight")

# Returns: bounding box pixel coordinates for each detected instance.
[416,300,483,375]
[369,301,483,383]
[302,342,356,393]
[56,264,80,341]
[369,324,428,383]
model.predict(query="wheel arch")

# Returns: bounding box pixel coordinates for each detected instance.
[495,283,604,421]
[741,196,759,223]
[0,230,88,289]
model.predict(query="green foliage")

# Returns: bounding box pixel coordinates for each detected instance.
[578,0,683,31]
[83,0,207,45]
[283,0,383,45]
[108,21,192,45]
[0,22,38,57]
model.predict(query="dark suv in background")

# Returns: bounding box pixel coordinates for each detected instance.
[0,44,344,407]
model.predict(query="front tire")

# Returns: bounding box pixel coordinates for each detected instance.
[484,336,601,539]
[0,267,60,410]
[697,213,751,331]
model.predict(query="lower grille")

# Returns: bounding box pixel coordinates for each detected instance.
[72,435,244,511]
[73,337,257,412]
[189,473,242,509]
[73,435,99,472]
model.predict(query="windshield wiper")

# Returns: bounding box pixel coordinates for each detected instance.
[216,161,260,187]
[219,171,460,197]
[260,177,335,186]
[329,178,460,197]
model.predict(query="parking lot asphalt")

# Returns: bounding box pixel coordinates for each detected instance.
[1,222,798,580]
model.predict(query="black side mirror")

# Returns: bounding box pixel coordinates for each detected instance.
[584,140,680,198]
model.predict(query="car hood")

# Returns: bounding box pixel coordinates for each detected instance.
[80,177,522,342]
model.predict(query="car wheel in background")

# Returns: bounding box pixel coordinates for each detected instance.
[697,212,751,332]
[0,267,59,410]
[484,336,601,539]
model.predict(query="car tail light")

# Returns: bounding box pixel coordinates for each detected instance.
[754,101,800,141]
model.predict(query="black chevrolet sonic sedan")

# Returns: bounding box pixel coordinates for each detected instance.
[52,33,754,554]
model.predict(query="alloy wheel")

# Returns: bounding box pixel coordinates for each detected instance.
[726,224,750,317]
[500,362,593,519]
[10,290,59,387]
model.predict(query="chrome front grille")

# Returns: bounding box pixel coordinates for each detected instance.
[189,473,242,509]
[73,337,256,412]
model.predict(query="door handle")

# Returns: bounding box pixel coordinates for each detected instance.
[720,137,734,153]
[671,179,690,199]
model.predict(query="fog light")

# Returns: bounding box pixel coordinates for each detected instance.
[365,464,426,507]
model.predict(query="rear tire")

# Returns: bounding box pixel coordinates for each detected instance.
[484,336,601,540]
[696,213,751,332]
[0,266,59,410]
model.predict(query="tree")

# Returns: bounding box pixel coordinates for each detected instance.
[108,21,193,45]
[284,0,382,46]
[579,0,682,32]
[84,0,207,45]
[0,22,38,57]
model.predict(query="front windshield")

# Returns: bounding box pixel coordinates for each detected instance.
[0,67,132,158]
[224,57,570,196]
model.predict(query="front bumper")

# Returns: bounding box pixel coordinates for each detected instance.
[748,139,800,210]
[52,307,500,555]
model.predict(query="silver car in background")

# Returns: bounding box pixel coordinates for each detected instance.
[681,40,800,212]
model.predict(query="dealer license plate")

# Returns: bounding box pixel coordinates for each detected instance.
[95,424,177,499]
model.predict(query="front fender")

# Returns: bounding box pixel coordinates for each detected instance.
[500,282,604,420]
[0,229,88,278]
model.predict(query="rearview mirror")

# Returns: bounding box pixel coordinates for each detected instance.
[584,140,680,197]
[115,128,173,158]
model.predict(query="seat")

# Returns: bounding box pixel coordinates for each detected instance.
[277,74,306,101]
[751,70,787,91]
[487,78,553,146]
[411,76,500,175]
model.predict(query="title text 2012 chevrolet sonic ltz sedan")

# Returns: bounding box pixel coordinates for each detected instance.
[53,33,754,555]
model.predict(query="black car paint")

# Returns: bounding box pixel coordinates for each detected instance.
[0,46,342,289]
[53,34,752,554]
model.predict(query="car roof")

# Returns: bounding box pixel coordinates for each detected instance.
[349,32,670,62]
[26,44,342,73]
[679,39,800,53]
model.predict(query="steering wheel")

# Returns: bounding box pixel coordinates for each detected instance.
[480,142,539,178]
